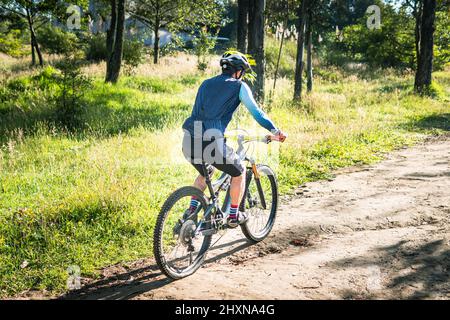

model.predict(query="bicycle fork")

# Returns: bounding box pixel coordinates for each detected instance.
[241,158,267,211]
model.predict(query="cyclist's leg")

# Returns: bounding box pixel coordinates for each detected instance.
[209,142,247,225]
[182,133,215,214]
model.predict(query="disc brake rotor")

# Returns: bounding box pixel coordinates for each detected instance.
[179,220,196,246]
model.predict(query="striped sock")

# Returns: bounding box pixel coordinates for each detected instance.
[189,196,200,213]
[229,204,239,219]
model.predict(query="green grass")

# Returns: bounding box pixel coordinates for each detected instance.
[0,57,449,297]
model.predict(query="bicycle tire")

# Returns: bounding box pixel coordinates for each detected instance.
[153,186,212,279]
[240,164,278,243]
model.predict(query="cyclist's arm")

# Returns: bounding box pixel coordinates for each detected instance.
[239,82,279,133]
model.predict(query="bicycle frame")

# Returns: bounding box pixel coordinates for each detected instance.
[195,134,269,234]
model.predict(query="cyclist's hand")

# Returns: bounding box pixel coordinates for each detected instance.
[269,130,287,143]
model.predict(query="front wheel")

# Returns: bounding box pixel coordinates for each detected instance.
[153,186,212,279]
[240,165,278,242]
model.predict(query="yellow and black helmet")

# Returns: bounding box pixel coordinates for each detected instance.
[220,51,254,73]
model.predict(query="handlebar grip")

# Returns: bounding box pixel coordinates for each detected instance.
[266,134,286,143]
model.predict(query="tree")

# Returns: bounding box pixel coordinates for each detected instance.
[305,7,312,92]
[339,2,416,68]
[105,0,125,83]
[105,0,117,79]
[131,0,222,64]
[247,0,265,103]
[294,0,308,100]
[0,0,50,66]
[414,0,437,93]
[271,0,291,94]
[0,1,86,66]
[237,0,249,52]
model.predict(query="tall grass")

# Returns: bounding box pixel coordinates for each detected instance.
[0,51,449,297]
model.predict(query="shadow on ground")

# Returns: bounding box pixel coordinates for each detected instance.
[403,113,450,133]
[60,238,252,300]
[330,239,450,299]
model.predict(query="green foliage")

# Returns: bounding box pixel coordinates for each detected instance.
[0,21,28,57]
[85,33,107,61]
[158,34,186,57]
[37,25,80,55]
[122,40,145,75]
[85,33,145,73]
[265,36,297,78]
[339,4,415,68]
[54,55,92,129]
[192,27,217,71]
[434,10,450,71]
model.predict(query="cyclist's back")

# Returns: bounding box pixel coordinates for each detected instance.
[182,74,242,136]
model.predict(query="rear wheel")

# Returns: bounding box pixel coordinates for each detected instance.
[153,186,212,279]
[240,165,278,242]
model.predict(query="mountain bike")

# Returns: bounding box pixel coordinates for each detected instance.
[153,134,282,279]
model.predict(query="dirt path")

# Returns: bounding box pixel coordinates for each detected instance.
[64,137,450,300]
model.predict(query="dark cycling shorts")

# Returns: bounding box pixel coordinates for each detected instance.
[182,132,245,178]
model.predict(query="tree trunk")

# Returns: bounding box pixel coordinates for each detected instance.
[272,0,289,93]
[414,0,422,67]
[294,0,307,100]
[106,0,117,79]
[237,0,249,53]
[33,33,44,66]
[153,24,160,64]
[306,10,313,93]
[247,0,265,103]
[31,38,36,66]
[273,25,285,92]
[26,9,43,66]
[414,0,436,93]
[247,0,255,53]
[105,0,125,83]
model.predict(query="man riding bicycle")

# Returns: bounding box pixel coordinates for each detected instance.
[182,51,286,228]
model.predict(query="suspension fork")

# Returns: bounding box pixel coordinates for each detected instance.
[252,163,267,210]
[240,159,267,211]
[239,169,253,212]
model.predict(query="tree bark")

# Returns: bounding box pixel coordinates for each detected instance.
[306,10,313,93]
[26,9,43,66]
[33,32,44,66]
[153,23,160,64]
[294,0,307,100]
[273,25,285,92]
[31,42,36,66]
[247,0,255,53]
[106,0,117,79]
[105,0,125,83]
[414,0,436,93]
[273,0,289,93]
[237,0,249,53]
[247,0,265,103]
[414,0,422,68]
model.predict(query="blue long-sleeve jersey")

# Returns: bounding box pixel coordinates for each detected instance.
[182,74,277,136]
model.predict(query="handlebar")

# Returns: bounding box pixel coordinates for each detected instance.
[235,134,287,144]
